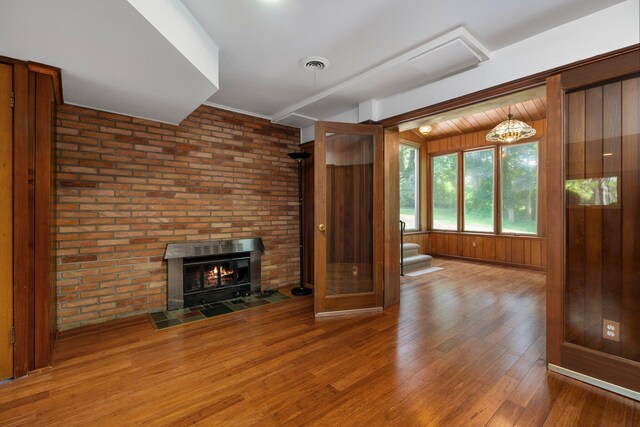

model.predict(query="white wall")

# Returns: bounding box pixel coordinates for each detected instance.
[300,0,639,142]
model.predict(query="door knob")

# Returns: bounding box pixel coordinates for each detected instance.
[318,224,326,232]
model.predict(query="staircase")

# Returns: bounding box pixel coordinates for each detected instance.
[401,243,433,274]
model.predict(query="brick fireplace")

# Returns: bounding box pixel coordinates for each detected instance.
[54,104,300,330]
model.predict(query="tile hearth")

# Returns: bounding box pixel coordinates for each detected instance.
[149,290,292,329]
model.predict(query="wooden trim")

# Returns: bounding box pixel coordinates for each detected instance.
[560,50,640,91]
[561,343,640,392]
[313,122,385,314]
[315,307,383,318]
[384,127,400,307]
[27,62,63,104]
[382,44,639,128]
[545,74,564,366]
[0,63,13,380]
[549,364,640,401]
[33,73,54,368]
[432,254,546,272]
[12,64,30,378]
[313,126,327,314]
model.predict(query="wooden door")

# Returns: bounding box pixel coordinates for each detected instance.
[0,63,13,380]
[547,49,640,394]
[314,121,384,316]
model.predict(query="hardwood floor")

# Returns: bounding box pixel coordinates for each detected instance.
[1,259,638,426]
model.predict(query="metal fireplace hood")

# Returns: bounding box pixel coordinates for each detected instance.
[164,238,264,260]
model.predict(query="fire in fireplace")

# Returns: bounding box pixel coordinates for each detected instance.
[164,238,264,310]
[183,253,251,307]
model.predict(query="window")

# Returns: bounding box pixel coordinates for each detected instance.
[399,144,419,230]
[463,149,494,232]
[432,153,458,230]
[428,141,539,235]
[500,142,538,234]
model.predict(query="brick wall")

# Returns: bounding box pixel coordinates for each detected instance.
[55,104,301,330]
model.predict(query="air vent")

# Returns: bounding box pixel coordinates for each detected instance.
[301,56,330,72]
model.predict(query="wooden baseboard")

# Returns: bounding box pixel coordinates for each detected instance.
[549,363,640,401]
[432,254,547,272]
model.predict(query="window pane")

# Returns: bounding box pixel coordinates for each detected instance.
[464,149,494,232]
[399,144,419,230]
[501,142,538,234]
[432,153,458,230]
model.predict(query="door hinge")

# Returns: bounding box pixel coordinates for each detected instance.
[10,91,14,108]
[10,326,14,344]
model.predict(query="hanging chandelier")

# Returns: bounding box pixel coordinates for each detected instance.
[486,106,536,143]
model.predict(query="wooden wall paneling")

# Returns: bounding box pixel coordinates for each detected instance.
[621,76,640,361]
[511,238,525,265]
[495,237,506,262]
[384,127,400,306]
[27,70,35,371]
[530,239,542,267]
[12,63,30,378]
[420,137,428,231]
[34,73,55,368]
[565,90,587,347]
[600,81,623,357]
[583,85,604,351]
[0,63,13,380]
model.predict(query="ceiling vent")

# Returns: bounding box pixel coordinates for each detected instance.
[301,56,330,72]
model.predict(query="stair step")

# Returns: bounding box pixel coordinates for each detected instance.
[402,254,433,265]
[401,243,420,257]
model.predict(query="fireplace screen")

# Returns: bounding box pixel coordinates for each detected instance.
[183,255,250,302]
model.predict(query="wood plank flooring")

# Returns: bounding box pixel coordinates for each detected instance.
[1,259,639,426]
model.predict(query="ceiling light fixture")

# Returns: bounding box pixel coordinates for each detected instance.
[419,125,432,135]
[486,106,536,143]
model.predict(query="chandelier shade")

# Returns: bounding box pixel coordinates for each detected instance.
[486,107,536,143]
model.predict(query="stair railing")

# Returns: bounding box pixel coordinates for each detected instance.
[400,220,406,276]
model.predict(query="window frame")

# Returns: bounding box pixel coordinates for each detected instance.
[399,141,421,231]
[430,151,460,232]
[428,139,541,236]
[462,146,497,234]
[498,140,540,236]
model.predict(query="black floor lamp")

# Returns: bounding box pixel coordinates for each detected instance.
[288,151,312,296]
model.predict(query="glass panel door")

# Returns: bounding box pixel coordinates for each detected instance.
[314,122,383,315]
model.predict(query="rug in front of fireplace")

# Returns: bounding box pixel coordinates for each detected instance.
[149,290,292,330]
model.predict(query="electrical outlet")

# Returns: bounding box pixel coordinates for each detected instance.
[352,266,358,277]
[472,241,476,247]
[603,319,620,342]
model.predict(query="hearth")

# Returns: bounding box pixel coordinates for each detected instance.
[164,238,264,310]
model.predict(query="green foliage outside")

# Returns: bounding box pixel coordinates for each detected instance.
[432,154,457,230]
[399,145,417,209]
[464,149,494,232]
[402,142,539,235]
[501,143,538,234]
[400,145,418,228]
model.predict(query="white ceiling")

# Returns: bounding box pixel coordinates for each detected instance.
[0,0,628,126]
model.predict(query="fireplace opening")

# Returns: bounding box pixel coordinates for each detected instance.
[183,253,251,307]
[164,238,264,311]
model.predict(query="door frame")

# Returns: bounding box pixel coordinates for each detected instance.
[546,50,640,393]
[379,44,639,395]
[314,121,384,316]
[0,62,13,380]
